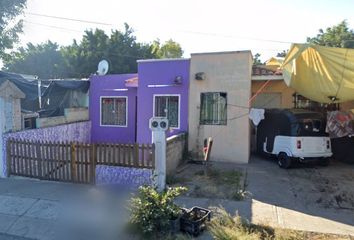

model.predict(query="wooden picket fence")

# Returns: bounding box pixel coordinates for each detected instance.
[6,139,155,184]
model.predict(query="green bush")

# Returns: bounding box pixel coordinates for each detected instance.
[129,185,187,238]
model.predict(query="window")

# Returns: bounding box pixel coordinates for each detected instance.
[200,92,227,125]
[100,97,127,127]
[23,117,36,130]
[154,95,180,128]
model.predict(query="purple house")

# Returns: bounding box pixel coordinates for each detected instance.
[89,59,190,144]
[137,59,190,143]
[90,74,138,143]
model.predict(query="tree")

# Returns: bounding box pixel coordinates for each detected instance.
[4,41,65,79]
[307,20,354,48]
[276,50,288,58]
[4,23,184,78]
[152,39,183,58]
[61,24,156,77]
[0,0,27,60]
[253,53,262,65]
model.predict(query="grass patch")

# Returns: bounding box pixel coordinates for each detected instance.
[208,208,351,240]
[166,175,189,185]
[192,168,246,200]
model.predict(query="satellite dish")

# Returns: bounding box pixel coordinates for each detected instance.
[97,60,109,75]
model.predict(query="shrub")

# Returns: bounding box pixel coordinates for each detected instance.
[129,185,187,238]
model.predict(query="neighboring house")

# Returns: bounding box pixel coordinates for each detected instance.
[251,65,295,109]
[188,51,253,163]
[0,71,90,130]
[251,65,354,111]
[39,80,89,117]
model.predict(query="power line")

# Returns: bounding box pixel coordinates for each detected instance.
[209,84,290,139]
[26,12,113,26]
[24,20,84,33]
[25,12,295,44]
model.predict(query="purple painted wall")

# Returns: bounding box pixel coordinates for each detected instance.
[95,165,153,187]
[90,74,137,143]
[2,121,91,176]
[137,59,190,143]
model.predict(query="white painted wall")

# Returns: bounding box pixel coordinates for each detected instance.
[0,81,25,177]
[188,51,252,163]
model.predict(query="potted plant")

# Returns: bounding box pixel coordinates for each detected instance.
[129,185,187,238]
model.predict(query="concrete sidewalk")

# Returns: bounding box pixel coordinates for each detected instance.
[176,196,354,236]
[0,178,128,240]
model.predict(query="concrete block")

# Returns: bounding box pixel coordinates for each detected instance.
[0,196,37,216]
[64,108,88,122]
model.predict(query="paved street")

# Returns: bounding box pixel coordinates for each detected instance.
[0,157,353,239]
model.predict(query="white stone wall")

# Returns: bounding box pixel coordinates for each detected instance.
[188,51,252,163]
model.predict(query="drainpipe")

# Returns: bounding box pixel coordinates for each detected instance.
[38,79,42,109]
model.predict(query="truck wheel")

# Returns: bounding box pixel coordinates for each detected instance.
[278,152,292,169]
[318,158,330,167]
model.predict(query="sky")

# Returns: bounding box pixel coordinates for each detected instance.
[14,0,354,62]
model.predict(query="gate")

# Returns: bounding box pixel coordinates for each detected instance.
[6,139,155,184]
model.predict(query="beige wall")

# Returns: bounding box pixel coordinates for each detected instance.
[36,108,89,128]
[251,80,295,108]
[188,51,252,163]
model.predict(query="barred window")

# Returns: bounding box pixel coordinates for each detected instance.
[100,97,127,126]
[154,95,179,128]
[200,92,227,125]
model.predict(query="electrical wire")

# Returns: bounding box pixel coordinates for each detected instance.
[24,20,84,33]
[26,12,112,26]
[209,84,290,140]
[25,12,295,45]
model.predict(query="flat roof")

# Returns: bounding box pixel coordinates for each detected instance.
[191,50,252,56]
[137,58,190,63]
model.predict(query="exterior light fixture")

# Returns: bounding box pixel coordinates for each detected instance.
[195,72,205,80]
[174,76,183,85]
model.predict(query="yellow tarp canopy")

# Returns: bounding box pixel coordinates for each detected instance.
[265,57,284,71]
[281,44,354,103]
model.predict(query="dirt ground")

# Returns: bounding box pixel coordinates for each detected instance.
[287,161,354,210]
[167,163,246,200]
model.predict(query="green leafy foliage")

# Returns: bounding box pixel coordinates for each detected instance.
[129,185,187,238]
[152,39,184,58]
[307,20,354,48]
[253,53,262,65]
[276,50,287,58]
[0,0,27,59]
[4,41,64,78]
[3,23,184,78]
